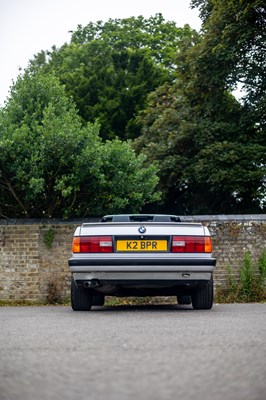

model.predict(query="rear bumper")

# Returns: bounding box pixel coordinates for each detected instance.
[69,258,216,286]
[69,257,216,295]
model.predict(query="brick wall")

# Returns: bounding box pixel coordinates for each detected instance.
[0,216,265,301]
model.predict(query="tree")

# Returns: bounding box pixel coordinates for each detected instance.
[137,91,265,213]
[0,71,160,219]
[188,0,266,211]
[191,0,266,126]
[29,15,197,140]
[135,4,266,214]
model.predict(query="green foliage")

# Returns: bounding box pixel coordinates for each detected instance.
[135,4,266,214]
[215,250,266,303]
[191,0,266,123]
[92,139,160,214]
[0,71,160,218]
[135,77,265,213]
[2,9,265,216]
[29,15,197,140]
[43,228,55,249]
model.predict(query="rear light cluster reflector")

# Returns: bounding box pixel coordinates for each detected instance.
[171,236,212,253]
[72,236,113,253]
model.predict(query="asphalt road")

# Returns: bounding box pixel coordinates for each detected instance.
[0,303,265,400]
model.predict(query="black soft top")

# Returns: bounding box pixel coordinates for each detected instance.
[101,214,181,223]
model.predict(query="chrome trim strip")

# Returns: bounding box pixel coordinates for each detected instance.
[73,271,212,280]
[70,264,215,273]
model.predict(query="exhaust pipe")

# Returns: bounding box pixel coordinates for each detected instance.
[84,280,100,288]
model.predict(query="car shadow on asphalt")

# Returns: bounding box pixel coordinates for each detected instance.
[91,304,195,312]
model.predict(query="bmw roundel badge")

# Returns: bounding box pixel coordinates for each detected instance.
[138,226,146,234]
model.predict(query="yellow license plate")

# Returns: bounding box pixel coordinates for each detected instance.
[116,240,168,252]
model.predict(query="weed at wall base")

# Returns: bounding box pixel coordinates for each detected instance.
[45,278,63,304]
[215,250,266,303]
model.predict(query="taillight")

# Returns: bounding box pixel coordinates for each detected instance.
[171,236,212,253]
[72,236,113,253]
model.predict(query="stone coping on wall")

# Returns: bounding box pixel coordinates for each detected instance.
[181,214,266,222]
[0,214,265,225]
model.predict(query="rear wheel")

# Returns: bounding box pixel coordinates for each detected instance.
[177,295,192,305]
[192,277,214,310]
[71,277,92,311]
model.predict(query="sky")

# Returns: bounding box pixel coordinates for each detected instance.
[0,0,201,106]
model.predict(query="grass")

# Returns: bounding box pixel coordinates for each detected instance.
[0,297,175,307]
[0,298,71,307]
[104,296,177,306]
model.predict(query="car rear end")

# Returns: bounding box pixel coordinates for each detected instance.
[68,215,216,310]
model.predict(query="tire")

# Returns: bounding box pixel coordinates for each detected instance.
[192,277,214,310]
[71,277,92,311]
[177,295,192,305]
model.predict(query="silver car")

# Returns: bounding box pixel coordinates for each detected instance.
[68,214,216,311]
